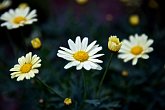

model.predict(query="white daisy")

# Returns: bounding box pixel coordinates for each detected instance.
[10,52,41,81]
[0,6,37,29]
[118,34,154,65]
[57,36,104,70]
[0,0,12,10]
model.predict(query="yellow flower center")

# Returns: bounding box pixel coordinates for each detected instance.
[20,63,32,73]
[13,16,26,24]
[73,51,89,62]
[131,45,143,55]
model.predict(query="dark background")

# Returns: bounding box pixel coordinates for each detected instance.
[0,0,165,110]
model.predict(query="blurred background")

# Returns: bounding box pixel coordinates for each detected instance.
[0,0,165,110]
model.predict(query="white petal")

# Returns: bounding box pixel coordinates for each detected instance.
[90,54,104,59]
[89,58,103,63]
[57,53,74,61]
[68,39,77,52]
[31,69,39,74]
[123,55,134,62]
[76,63,83,70]
[145,39,154,47]
[18,56,25,66]
[25,52,32,63]
[122,40,132,48]
[58,50,72,57]
[75,36,81,50]
[64,61,80,69]
[95,64,102,70]
[10,71,21,75]
[81,37,88,50]
[88,61,98,69]
[83,62,91,70]
[60,47,73,54]
[86,41,97,52]
[32,63,41,68]
[132,58,138,65]
[16,75,25,81]
[141,54,149,59]
[144,47,153,53]
[89,46,102,56]
[26,9,37,19]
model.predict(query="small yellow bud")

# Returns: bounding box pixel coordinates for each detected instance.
[121,70,128,77]
[31,37,41,49]
[129,14,140,26]
[108,36,122,52]
[0,0,12,10]
[18,3,28,9]
[76,0,88,5]
[64,98,72,105]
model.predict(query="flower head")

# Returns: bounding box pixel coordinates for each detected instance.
[118,34,154,65]
[0,6,37,29]
[129,14,139,26]
[108,36,122,52]
[76,0,88,5]
[0,0,12,10]
[31,37,41,49]
[18,3,28,9]
[64,98,72,105]
[57,36,104,70]
[10,52,41,81]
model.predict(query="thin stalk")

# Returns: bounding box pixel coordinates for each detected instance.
[97,53,113,97]
[81,70,87,99]
[6,30,17,56]
[36,77,64,99]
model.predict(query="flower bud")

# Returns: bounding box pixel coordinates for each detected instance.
[108,36,122,52]
[31,37,41,49]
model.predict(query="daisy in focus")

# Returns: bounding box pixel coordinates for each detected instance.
[10,52,41,81]
[118,34,154,65]
[0,6,37,29]
[57,36,104,70]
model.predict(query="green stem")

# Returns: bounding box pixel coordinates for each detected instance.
[97,53,114,97]
[81,70,87,99]
[6,30,17,56]
[36,77,64,99]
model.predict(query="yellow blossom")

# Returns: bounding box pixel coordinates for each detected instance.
[18,3,28,9]
[64,98,72,105]
[121,70,128,77]
[108,36,122,52]
[129,14,140,26]
[76,0,88,5]
[31,37,41,49]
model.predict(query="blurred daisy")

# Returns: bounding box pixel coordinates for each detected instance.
[57,36,104,70]
[0,0,12,10]
[0,6,37,29]
[129,14,140,26]
[10,52,41,81]
[118,34,154,65]
[76,0,88,5]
